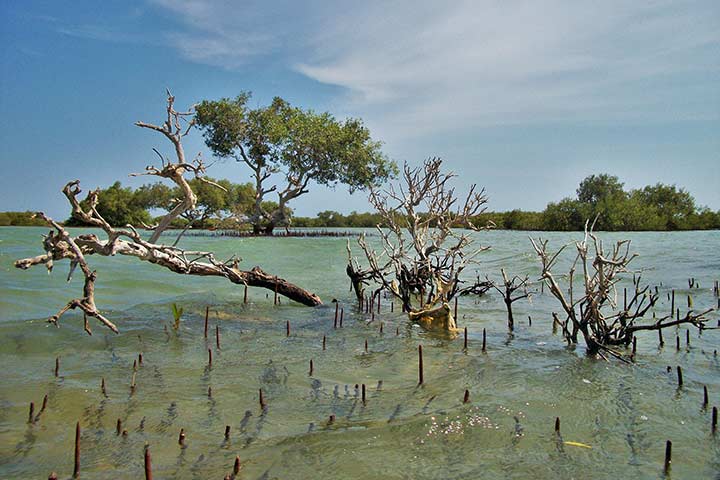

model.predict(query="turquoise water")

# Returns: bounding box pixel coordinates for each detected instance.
[1,226,719,479]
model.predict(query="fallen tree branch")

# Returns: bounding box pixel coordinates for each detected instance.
[14,93,322,335]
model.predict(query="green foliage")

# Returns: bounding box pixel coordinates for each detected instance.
[293,210,385,228]
[534,174,718,231]
[195,93,252,158]
[134,183,175,211]
[171,303,183,330]
[60,178,258,230]
[293,174,719,231]
[65,181,153,227]
[0,211,47,226]
[196,92,397,233]
[576,174,625,205]
[277,102,395,193]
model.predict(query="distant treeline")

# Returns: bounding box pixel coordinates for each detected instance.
[3,173,718,231]
[294,174,720,231]
[0,211,47,227]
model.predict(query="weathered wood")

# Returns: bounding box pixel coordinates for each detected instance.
[531,226,713,357]
[14,97,322,335]
[73,421,80,478]
[259,389,266,410]
[490,268,529,332]
[703,385,709,407]
[418,345,424,385]
[144,445,153,480]
[204,306,209,338]
[346,159,490,331]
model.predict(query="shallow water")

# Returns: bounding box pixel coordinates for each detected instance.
[0,226,718,479]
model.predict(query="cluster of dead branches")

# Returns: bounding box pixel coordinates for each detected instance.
[489,269,530,331]
[14,92,322,335]
[347,158,492,332]
[530,220,713,357]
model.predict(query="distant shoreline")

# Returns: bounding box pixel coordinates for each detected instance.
[2,224,717,233]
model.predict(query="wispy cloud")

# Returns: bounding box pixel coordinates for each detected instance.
[147,0,719,139]
[56,24,150,44]
[149,0,304,68]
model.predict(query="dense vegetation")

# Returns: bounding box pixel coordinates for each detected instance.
[195,93,396,234]
[535,174,720,231]
[0,211,48,226]
[62,178,260,230]
[296,174,720,231]
[4,174,717,232]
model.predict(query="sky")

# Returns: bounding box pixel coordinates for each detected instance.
[1,0,719,219]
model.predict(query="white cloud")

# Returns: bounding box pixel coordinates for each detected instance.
[149,0,719,140]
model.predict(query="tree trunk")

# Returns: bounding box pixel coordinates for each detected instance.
[505,298,514,331]
[16,233,323,307]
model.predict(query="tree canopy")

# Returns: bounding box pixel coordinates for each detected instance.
[195,93,397,234]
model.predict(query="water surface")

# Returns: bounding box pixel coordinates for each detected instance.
[1,227,718,479]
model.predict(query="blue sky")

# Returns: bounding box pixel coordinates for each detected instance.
[1,0,718,219]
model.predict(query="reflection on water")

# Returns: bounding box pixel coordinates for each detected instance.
[0,227,719,478]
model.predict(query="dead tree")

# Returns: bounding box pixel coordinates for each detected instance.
[459,274,493,297]
[14,92,321,335]
[530,221,713,357]
[346,240,374,304]
[490,269,529,331]
[347,158,491,333]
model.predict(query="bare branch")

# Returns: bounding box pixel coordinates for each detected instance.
[530,226,713,357]
[347,158,490,332]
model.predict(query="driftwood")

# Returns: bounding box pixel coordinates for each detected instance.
[14,92,321,335]
[530,220,713,356]
[347,158,491,332]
